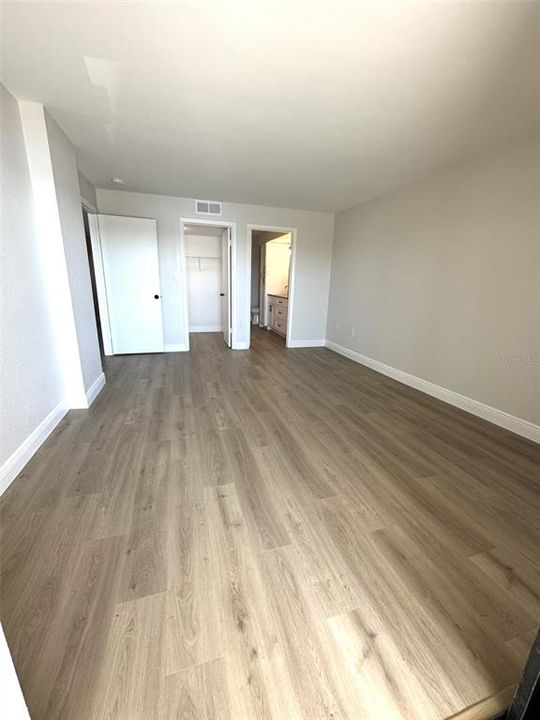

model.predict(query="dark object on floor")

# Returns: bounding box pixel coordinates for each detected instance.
[494,630,540,720]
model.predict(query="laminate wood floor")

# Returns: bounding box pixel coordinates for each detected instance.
[1,328,539,720]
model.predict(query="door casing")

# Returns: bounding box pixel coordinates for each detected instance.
[179,218,237,351]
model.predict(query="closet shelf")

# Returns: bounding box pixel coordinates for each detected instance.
[185,255,220,260]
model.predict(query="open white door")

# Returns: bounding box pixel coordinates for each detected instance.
[259,241,266,326]
[99,214,164,354]
[220,227,232,347]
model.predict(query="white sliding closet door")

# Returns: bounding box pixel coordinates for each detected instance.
[98,214,164,354]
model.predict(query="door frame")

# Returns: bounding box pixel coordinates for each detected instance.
[87,213,113,356]
[179,218,237,351]
[247,224,297,348]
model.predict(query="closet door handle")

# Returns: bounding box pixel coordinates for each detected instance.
[220,293,225,297]
[154,294,160,299]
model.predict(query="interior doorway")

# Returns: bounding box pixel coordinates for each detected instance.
[249,227,295,348]
[180,220,233,350]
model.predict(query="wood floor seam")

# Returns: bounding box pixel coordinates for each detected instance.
[165,655,226,679]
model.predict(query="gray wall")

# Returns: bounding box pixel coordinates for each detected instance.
[96,189,335,347]
[78,170,97,209]
[46,112,102,391]
[327,137,540,425]
[0,85,65,470]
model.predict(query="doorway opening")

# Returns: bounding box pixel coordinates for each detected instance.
[249,227,295,348]
[180,220,234,351]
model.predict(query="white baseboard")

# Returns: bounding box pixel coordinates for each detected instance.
[164,343,189,352]
[189,325,223,333]
[0,402,67,496]
[287,339,326,348]
[233,341,250,350]
[85,372,106,406]
[326,340,540,444]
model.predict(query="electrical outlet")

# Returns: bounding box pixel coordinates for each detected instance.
[335,321,340,331]
[351,327,356,337]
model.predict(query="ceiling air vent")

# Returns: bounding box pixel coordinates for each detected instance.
[196,200,222,215]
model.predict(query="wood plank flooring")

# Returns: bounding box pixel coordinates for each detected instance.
[1,328,539,719]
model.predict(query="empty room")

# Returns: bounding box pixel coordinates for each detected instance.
[1,2,539,719]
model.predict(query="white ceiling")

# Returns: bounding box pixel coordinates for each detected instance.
[2,1,539,212]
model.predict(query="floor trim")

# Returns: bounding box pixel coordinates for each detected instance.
[85,372,106,406]
[326,340,540,444]
[189,325,223,333]
[287,339,326,348]
[164,343,189,352]
[0,402,67,496]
